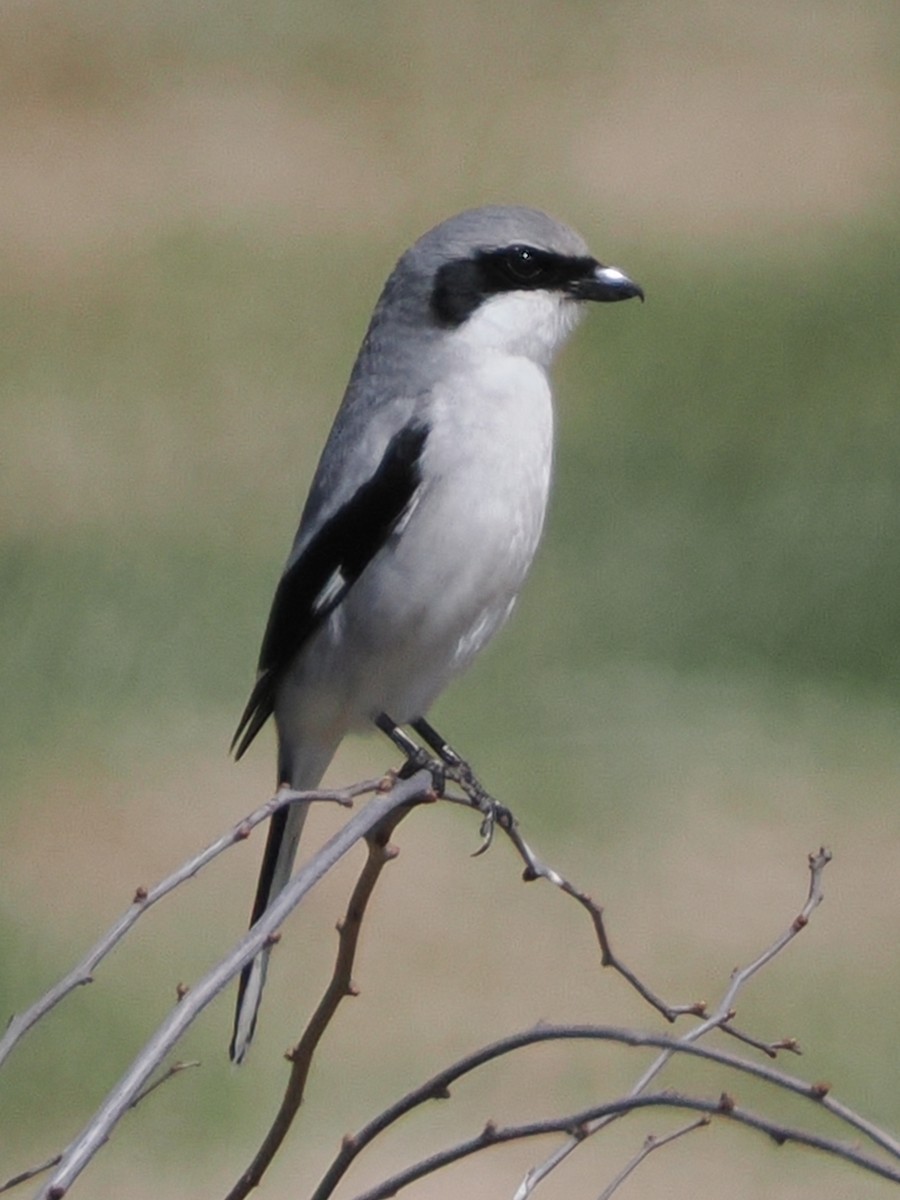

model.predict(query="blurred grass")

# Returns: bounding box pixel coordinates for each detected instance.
[1,2,898,1198]
[556,222,900,683]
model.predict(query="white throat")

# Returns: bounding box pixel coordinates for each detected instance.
[451,290,584,369]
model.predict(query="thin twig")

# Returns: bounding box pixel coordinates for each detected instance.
[130,1060,201,1109]
[498,814,705,1020]
[0,782,376,1073]
[441,789,702,1021]
[1,1062,199,1194]
[513,848,833,1198]
[0,1157,61,1197]
[31,772,433,1200]
[310,1022,899,1200]
[349,1090,900,1200]
[225,803,414,1200]
[719,1022,802,1058]
[634,849,831,1090]
[595,1117,710,1200]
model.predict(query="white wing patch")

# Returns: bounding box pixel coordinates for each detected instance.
[393,487,423,538]
[312,567,348,615]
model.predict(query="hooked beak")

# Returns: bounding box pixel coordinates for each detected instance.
[571,262,644,304]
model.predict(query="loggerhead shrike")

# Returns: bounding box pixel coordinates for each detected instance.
[230,205,642,1062]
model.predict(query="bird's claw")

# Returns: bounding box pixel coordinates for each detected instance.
[471,797,511,856]
[472,811,495,856]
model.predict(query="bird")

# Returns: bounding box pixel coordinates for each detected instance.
[229,205,643,1062]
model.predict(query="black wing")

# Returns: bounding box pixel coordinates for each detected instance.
[231,421,429,759]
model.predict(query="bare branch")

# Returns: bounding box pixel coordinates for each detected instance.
[130,1060,201,1109]
[0,781,376,1073]
[9,748,887,1200]
[634,848,832,1089]
[514,849,834,1198]
[225,803,413,1200]
[349,1090,900,1200]
[497,814,705,1020]
[31,771,434,1200]
[441,788,703,1021]
[1,1062,199,1195]
[594,1117,710,1200]
[0,1155,61,1197]
[441,773,841,1200]
[719,1022,802,1058]
[311,1023,899,1200]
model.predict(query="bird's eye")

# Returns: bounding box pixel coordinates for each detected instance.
[474,244,567,296]
[501,245,545,283]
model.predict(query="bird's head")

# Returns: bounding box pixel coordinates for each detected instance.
[380,205,643,368]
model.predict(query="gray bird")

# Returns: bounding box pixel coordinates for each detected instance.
[230,205,642,1061]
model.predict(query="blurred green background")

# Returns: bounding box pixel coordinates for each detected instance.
[1,3,898,1198]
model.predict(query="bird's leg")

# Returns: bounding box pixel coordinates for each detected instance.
[411,718,513,854]
[409,717,463,768]
[375,712,446,792]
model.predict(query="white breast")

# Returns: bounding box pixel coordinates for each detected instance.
[279,291,575,741]
[291,352,554,732]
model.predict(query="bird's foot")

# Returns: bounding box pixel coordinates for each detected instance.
[378,714,516,851]
[469,791,515,856]
[408,720,515,854]
[396,747,446,795]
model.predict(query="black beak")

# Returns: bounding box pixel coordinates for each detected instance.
[572,262,644,304]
